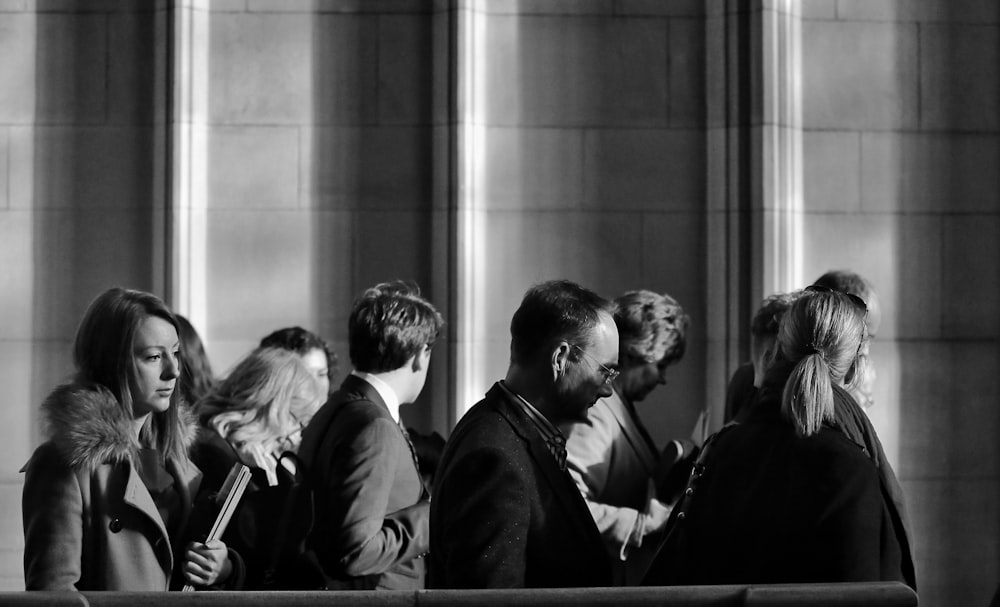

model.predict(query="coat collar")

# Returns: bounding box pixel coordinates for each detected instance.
[40,381,197,472]
[486,383,608,551]
[601,389,659,474]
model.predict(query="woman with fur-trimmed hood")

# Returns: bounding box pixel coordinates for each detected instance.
[21,287,239,591]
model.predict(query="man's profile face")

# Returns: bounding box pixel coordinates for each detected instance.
[555,310,619,423]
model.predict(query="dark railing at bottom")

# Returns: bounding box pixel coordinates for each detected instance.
[0,582,917,607]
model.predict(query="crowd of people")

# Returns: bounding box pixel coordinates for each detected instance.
[20,273,916,592]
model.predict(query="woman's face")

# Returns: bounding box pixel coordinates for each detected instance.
[129,316,181,418]
[300,347,330,396]
[618,355,673,403]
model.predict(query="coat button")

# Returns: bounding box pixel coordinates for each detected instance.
[685,487,694,496]
[109,518,122,533]
[677,512,686,521]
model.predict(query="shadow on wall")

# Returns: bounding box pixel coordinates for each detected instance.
[308,8,445,434]
[891,2,1000,604]
[30,8,162,446]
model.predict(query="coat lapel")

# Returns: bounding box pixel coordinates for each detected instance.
[604,389,659,475]
[123,462,173,574]
[489,385,607,553]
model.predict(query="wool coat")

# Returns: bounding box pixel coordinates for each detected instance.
[429,382,612,589]
[21,383,201,591]
[644,371,913,588]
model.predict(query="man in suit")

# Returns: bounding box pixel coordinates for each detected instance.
[430,279,616,588]
[298,281,443,590]
[562,289,690,585]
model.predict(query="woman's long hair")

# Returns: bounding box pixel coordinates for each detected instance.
[195,347,322,455]
[779,290,867,436]
[175,314,216,406]
[73,287,192,464]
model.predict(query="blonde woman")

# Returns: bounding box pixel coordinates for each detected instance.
[645,288,914,588]
[191,346,322,587]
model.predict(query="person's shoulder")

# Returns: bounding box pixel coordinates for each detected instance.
[798,426,876,481]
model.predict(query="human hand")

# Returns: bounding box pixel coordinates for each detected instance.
[644,497,672,535]
[183,539,232,587]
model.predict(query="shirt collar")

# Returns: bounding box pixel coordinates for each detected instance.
[351,370,401,423]
[498,381,565,446]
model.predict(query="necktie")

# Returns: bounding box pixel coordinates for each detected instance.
[548,433,568,472]
[398,422,430,498]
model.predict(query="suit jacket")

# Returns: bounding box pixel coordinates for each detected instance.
[429,382,612,588]
[22,383,201,591]
[562,388,660,585]
[298,374,429,590]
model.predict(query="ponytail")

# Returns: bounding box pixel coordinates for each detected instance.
[781,351,835,436]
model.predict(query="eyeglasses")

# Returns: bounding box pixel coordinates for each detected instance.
[572,345,620,385]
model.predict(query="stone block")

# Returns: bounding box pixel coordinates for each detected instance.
[640,210,706,321]
[862,132,1000,214]
[0,211,31,339]
[10,126,156,211]
[205,210,314,340]
[583,128,704,211]
[480,127,585,210]
[798,0,836,19]
[0,482,24,555]
[800,212,942,340]
[895,341,1000,478]
[34,13,107,124]
[206,126,299,210]
[479,209,643,342]
[482,14,669,127]
[481,0,702,17]
[921,24,1000,132]
[903,478,999,606]
[668,17,706,128]
[208,13,319,125]
[0,341,35,472]
[304,126,435,210]
[354,210,435,290]
[802,20,918,130]
[0,547,23,592]
[0,14,35,124]
[107,11,162,126]
[378,13,436,125]
[307,210,354,342]
[26,209,156,340]
[803,130,861,213]
[837,0,999,24]
[943,215,1000,338]
[312,13,380,125]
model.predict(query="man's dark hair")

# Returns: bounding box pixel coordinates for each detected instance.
[348,281,444,373]
[510,279,615,366]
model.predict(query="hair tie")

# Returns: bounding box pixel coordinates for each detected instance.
[807,342,823,356]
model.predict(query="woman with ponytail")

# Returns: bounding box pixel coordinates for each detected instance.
[644,288,914,589]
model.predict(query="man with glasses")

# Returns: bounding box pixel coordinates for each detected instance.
[429,279,617,588]
[562,289,691,585]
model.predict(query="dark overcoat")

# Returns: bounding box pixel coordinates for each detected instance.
[429,382,612,588]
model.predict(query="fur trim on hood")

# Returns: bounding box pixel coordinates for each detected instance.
[41,382,197,471]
